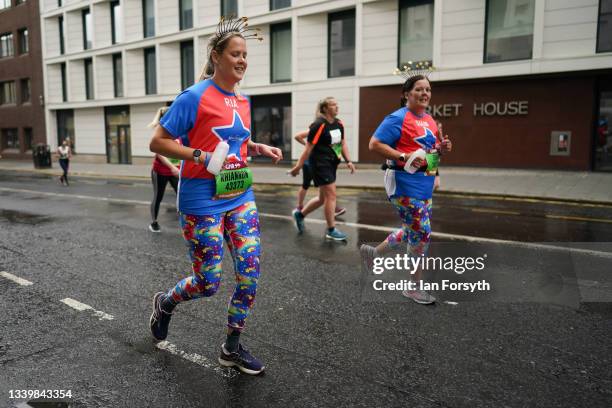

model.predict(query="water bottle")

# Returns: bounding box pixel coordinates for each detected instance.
[404,149,426,174]
[207,141,229,175]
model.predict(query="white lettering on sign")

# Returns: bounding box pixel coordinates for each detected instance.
[473,101,528,116]
[224,98,238,108]
[429,104,463,118]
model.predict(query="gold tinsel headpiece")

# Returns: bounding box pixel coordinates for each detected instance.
[393,60,434,79]
[213,16,263,43]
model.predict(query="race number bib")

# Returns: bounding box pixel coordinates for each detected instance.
[214,161,253,199]
[330,129,342,158]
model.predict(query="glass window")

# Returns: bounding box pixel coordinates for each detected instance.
[24,128,33,151]
[56,109,74,148]
[59,16,65,55]
[111,1,122,44]
[58,0,62,6]
[105,106,131,164]
[144,47,157,94]
[84,58,94,100]
[328,10,355,78]
[82,8,92,50]
[143,0,155,38]
[180,0,193,30]
[113,53,123,97]
[1,0,10,10]
[598,0,612,53]
[221,0,238,18]
[61,62,67,102]
[0,81,16,105]
[0,33,14,58]
[1,129,19,150]
[252,93,292,161]
[270,0,291,10]
[180,40,194,89]
[20,78,30,103]
[271,22,291,83]
[16,0,25,5]
[485,0,535,63]
[18,28,28,54]
[399,0,433,68]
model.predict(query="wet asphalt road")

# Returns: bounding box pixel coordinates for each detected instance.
[0,172,611,408]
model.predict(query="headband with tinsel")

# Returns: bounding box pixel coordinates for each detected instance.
[212,16,263,45]
[393,60,434,80]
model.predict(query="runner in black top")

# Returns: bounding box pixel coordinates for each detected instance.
[290,97,355,241]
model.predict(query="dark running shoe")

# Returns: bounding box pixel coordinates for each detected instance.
[150,292,173,341]
[334,207,346,217]
[218,343,265,375]
[292,209,305,233]
[149,222,161,233]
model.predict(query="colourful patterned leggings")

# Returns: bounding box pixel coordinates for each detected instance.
[167,201,260,332]
[384,196,433,257]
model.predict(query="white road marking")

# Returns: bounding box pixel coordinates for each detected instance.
[155,340,238,378]
[444,301,459,306]
[60,298,114,321]
[0,271,33,286]
[3,187,612,259]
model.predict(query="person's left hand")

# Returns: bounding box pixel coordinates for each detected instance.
[441,135,452,153]
[259,144,283,164]
[347,162,356,174]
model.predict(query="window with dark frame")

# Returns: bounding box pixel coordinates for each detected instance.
[82,8,92,50]
[271,22,291,83]
[398,0,433,69]
[328,9,355,78]
[113,53,123,97]
[180,40,194,90]
[484,0,535,63]
[60,62,67,102]
[0,81,16,105]
[221,0,238,18]
[0,33,14,58]
[59,15,65,55]
[270,0,291,11]
[1,129,19,150]
[20,78,30,104]
[143,0,155,38]
[144,47,157,95]
[111,1,122,44]
[18,28,28,54]
[24,128,33,151]
[84,58,94,100]
[597,0,612,53]
[180,0,193,30]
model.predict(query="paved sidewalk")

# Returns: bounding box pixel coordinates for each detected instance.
[2,158,612,204]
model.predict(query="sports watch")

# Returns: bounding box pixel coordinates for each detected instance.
[193,149,203,164]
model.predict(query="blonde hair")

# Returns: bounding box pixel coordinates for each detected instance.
[315,97,336,120]
[148,106,169,128]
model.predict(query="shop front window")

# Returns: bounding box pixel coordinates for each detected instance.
[251,93,291,161]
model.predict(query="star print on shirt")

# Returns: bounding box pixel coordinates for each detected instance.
[211,110,251,160]
[413,127,437,150]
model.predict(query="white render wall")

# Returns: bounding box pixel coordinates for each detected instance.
[131,103,162,157]
[74,108,106,155]
[40,0,612,158]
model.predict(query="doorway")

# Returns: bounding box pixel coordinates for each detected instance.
[105,106,131,164]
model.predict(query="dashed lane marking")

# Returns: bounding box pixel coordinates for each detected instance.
[3,187,612,259]
[155,340,238,378]
[60,298,114,321]
[0,271,33,286]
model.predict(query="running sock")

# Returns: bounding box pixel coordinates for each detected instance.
[225,330,241,353]
[161,294,176,314]
[327,227,335,233]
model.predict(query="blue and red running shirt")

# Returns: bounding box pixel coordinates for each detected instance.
[373,107,440,200]
[159,79,254,215]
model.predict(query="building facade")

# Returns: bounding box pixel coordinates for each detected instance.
[1,0,46,159]
[38,0,612,170]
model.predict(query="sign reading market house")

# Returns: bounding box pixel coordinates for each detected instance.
[428,101,529,118]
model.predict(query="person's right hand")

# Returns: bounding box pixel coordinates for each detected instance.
[289,166,300,177]
[411,157,425,168]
